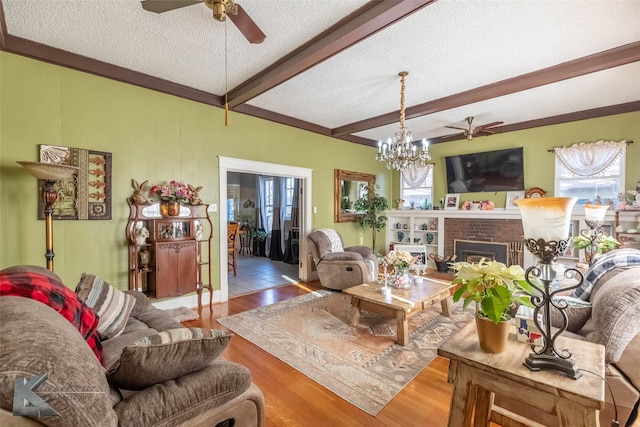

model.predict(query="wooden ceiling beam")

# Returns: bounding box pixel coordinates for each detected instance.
[332,41,640,137]
[226,0,436,108]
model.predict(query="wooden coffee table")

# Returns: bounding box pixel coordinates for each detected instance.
[343,277,454,346]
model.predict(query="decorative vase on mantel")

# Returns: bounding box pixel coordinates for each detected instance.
[475,316,510,354]
[160,200,180,217]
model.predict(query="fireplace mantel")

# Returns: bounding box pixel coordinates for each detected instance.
[384,209,636,269]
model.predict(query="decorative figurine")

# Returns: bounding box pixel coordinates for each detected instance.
[131,179,149,204]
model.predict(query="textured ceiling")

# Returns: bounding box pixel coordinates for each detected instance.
[2,0,640,146]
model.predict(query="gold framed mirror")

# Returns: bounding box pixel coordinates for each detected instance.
[334,169,376,223]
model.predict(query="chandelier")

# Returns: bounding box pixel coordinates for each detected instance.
[375,71,431,171]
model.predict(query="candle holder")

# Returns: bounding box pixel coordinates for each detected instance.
[515,197,583,379]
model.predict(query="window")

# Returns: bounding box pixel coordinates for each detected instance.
[400,167,433,209]
[262,177,274,230]
[284,177,295,219]
[555,146,625,206]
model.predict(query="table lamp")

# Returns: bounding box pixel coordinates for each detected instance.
[515,197,584,379]
[581,204,610,264]
[17,161,79,271]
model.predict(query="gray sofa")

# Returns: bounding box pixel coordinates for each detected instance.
[496,250,640,426]
[0,265,264,427]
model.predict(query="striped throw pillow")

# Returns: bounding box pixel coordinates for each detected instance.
[76,273,136,341]
[106,328,233,390]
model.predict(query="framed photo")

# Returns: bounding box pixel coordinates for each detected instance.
[445,193,460,210]
[506,191,525,209]
[599,224,612,236]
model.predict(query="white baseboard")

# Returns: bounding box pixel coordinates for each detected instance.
[151,289,221,310]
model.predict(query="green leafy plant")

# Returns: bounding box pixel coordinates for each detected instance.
[353,184,388,251]
[237,214,255,229]
[253,229,267,241]
[572,234,619,254]
[451,258,535,324]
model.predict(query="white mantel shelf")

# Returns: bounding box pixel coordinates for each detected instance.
[385,209,638,222]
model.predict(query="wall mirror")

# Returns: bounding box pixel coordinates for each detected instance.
[334,169,376,223]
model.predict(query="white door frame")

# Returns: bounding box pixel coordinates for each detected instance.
[218,156,313,302]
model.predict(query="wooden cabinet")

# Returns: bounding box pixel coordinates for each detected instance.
[126,200,213,308]
[152,241,197,299]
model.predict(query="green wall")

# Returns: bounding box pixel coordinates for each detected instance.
[0,52,393,288]
[2,51,639,289]
[419,112,640,207]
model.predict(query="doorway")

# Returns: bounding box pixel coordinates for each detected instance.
[218,157,313,302]
[227,171,301,297]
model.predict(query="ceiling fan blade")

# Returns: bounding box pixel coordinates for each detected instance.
[445,125,467,131]
[228,4,266,44]
[476,121,504,130]
[475,129,496,136]
[141,0,202,13]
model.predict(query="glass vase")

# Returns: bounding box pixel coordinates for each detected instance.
[393,266,411,289]
[160,201,180,217]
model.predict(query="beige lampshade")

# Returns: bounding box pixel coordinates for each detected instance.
[515,197,578,241]
[17,161,78,180]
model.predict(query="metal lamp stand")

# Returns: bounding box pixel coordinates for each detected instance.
[522,237,585,379]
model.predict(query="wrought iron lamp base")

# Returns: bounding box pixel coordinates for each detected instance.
[524,352,581,379]
[522,237,585,380]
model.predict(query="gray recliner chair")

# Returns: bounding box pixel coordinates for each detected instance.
[307,228,377,290]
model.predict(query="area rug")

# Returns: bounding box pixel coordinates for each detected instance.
[217,289,473,415]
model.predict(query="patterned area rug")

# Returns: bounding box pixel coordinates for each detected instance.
[217,289,473,415]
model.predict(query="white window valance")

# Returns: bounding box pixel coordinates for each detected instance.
[554,140,626,177]
[401,164,433,188]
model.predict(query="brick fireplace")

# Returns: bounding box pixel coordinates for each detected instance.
[444,218,524,266]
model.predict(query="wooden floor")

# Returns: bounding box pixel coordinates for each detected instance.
[184,280,455,427]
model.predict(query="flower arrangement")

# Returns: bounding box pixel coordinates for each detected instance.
[383,250,417,271]
[149,180,191,204]
[451,258,535,324]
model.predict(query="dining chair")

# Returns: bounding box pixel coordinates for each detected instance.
[227,222,239,276]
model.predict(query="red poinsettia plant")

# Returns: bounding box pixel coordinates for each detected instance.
[149,180,191,204]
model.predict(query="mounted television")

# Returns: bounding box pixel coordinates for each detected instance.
[445,147,524,193]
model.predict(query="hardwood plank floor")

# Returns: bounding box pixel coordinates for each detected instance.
[184,281,455,426]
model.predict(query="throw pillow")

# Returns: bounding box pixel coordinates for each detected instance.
[0,265,102,361]
[106,328,233,390]
[76,273,136,341]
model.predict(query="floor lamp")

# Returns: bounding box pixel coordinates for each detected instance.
[17,161,79,272]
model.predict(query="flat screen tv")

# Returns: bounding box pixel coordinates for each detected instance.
[445,147,524,193]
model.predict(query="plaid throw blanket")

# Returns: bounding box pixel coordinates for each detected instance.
[572,248,640,301]
[0,266,102,361]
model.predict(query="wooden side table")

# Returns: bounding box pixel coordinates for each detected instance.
[438,323,605,427]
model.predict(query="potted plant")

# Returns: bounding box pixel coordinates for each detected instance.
[450,258,535,353]
[237,214,255,230]
[572,234,620,263]
[252,228,268,257]
[353,184,388,251]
